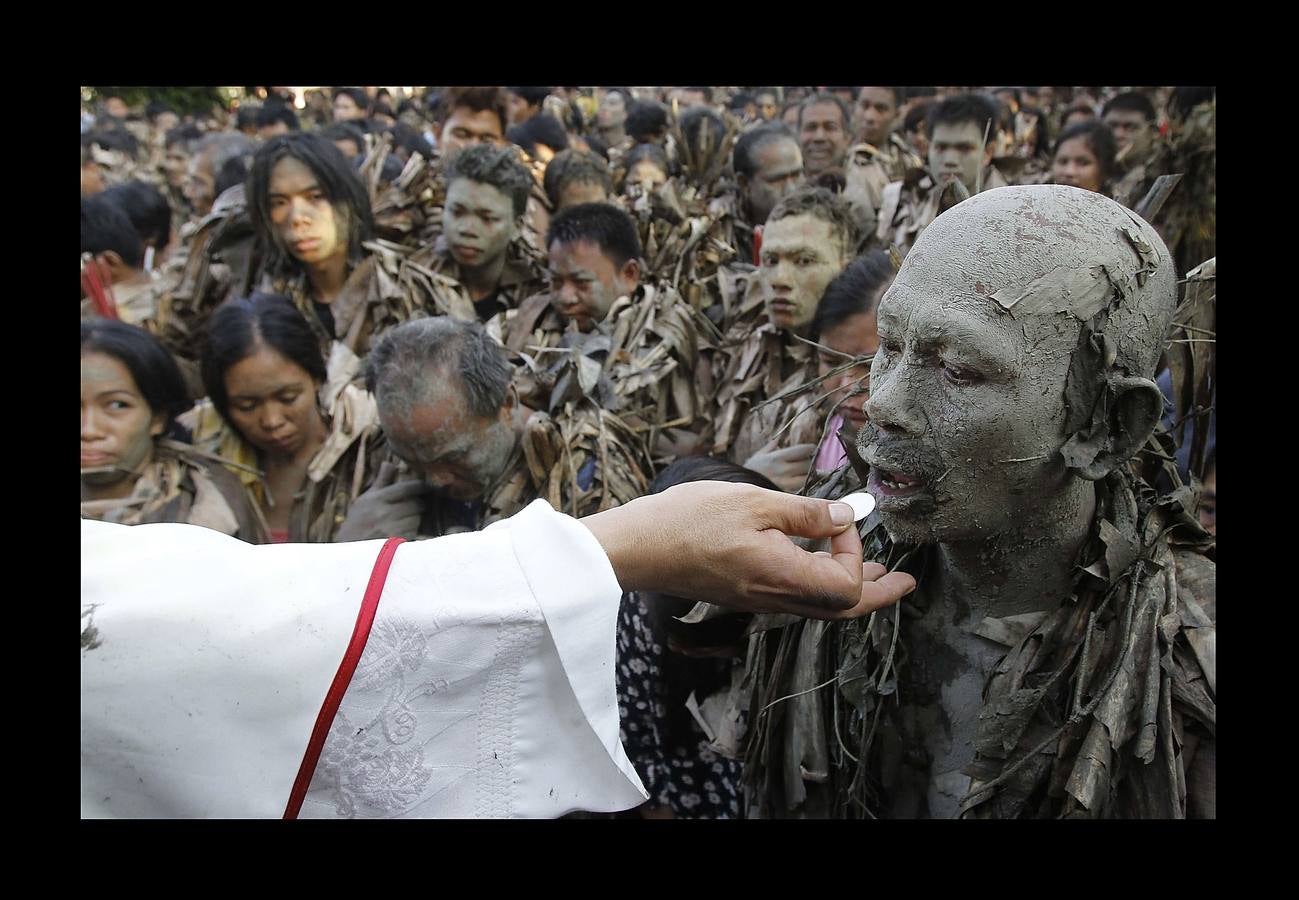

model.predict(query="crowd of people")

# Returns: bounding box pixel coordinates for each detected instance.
[81,85,1215,819]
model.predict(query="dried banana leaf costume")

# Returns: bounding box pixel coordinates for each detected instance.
[412,401,652,538]
[154,186,262,393]
[708,277,820,462]
[842,137,926,251]
[742,197,1216,820]
[744,456,1215,819]
[499,281,721,463]
[80,440,262,542]
[184,382,386,544]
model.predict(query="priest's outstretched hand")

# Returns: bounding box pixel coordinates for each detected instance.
[581,480,914,620]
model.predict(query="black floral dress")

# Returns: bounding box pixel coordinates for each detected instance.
[615,592,744,819]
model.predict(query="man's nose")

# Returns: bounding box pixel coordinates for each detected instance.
[863,361,922,434]
[766,261,794,289]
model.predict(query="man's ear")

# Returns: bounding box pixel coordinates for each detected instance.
[619,257,642,292]
[1061,374,1165,481]
[499,381,518,421]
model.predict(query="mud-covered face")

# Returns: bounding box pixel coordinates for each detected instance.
[443,178,518,271]
[81,352,163,487]
[743,138,803,225]
[380,377,517,502]
[759,213,847,332]
[860,259,1079,546]
[855,87,898,146]
[928,121,992,192]
[1052,136,1104,193]
[439,107,506,163]
[267,156,349,267]
[625,159,667,195]
[818,310,881,438]
[597,92,627,129]
[547,239,638,332]
[1103,108,1153,160]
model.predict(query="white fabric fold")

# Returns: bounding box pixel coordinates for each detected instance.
[81,499,647,819]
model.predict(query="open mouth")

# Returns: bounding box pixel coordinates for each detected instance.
[868,465,925,498]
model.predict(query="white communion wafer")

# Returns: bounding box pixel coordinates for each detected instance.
[841,491,876,521]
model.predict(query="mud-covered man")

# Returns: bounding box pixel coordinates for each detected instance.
[412,143,548,322]
[713,187,857,489]
[842,87,925,243]
[747,185,1214,819]
[723,122,804,266]
[337,317,651,541]
[876,93,1008,256]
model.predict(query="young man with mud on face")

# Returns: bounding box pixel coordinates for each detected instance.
[710,187,858,492]
[408,143,548,323]
[745,185,1214,819]
[875,93,1009,258]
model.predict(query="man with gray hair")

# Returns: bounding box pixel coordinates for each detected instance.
[744,185,1214,819]
[337,316,651,541]
[182,132,255,221]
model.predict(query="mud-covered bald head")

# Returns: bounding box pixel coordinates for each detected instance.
[902,184,1176,380]
[862,185,1176,545]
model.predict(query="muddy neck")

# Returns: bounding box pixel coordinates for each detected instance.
[929,477,1097,620]
[458,252,508,303]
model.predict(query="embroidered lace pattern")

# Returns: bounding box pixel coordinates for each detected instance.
[474,623,535,817]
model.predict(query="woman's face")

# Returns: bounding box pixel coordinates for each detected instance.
[222,344,323,460]
[625,159,667,195]
[1052,136,1104,193]
[81,352,163,486]
[267,156,348,267]
[817,310,882,437]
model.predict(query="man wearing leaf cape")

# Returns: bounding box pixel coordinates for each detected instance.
[742,184,1215,819]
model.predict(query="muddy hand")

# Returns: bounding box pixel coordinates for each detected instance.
[334,479,428,542]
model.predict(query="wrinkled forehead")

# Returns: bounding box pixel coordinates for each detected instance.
[877,274,1036,367]
[881,244,1093,367]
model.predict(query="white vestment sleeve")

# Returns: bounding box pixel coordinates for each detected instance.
[81,499,648,819]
